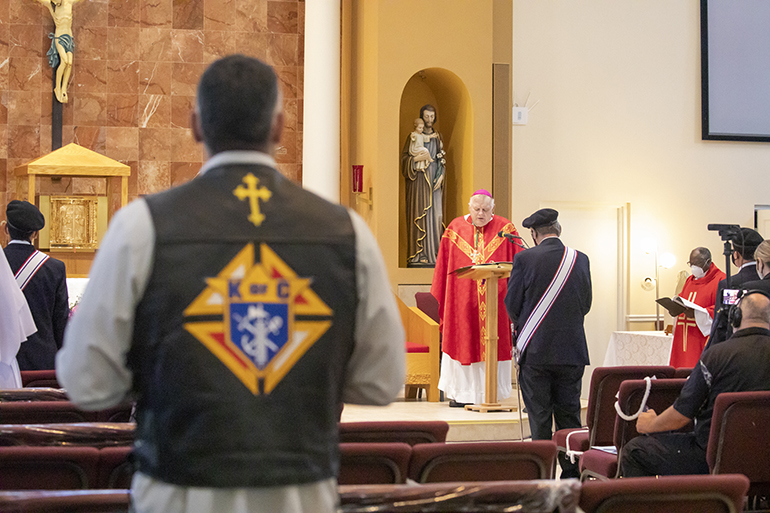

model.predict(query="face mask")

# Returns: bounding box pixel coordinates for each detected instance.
[691,265,706,279]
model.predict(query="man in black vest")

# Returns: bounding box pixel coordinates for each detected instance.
[4,200,68,370]
[505,208,592,478]
[58,55,405,513]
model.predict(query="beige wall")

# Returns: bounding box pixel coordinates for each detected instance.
[512,1,770,326]
[343,0,512,290]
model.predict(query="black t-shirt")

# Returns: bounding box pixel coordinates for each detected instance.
[673,326,770,448]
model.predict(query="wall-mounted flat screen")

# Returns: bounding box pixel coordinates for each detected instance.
[701,0,770,142]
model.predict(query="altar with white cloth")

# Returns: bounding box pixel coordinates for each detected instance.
[603,331,674,366]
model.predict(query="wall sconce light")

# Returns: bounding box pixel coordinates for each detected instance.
[352,165,372,209]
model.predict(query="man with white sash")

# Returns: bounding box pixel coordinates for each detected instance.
[505,208,591,478]
[3,200,69,371]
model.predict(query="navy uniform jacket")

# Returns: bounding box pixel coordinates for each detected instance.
[3,243,68,370]
[504,237,592,366]
[706,263,761,349]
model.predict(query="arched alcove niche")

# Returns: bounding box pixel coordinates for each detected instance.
[398,68,473,268]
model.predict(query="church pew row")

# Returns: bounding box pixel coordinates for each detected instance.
[0,401,133,424]
[0,475,749,513]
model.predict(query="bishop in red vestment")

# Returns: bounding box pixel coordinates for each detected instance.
[431,190,523,405]
[670,248,725,368]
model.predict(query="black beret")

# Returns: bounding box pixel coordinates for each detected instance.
[732,227,763,249]
[6,200,45,232]
[522,208,558,229]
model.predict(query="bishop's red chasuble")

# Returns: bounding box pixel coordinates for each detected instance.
[670,263,725,368]
[431,215,522,366]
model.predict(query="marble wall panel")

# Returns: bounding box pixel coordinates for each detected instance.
[72,126,106,153]
[267,1,298,34]
[139,94,171,128]
[140,28,173,61]
[235,0,267,33]
[139,127,171,161]
[204,0,235,31]
[171,62,204,96]
[71,176,107,195]
[0,125,6,158]
[9,1,40,25]
[72,93,109,126]
[170,95,193,129]
[0,58,7,92]
[171,29,203,63]
[9,24,43,59]
[7,125,40,159]
[266,34,298,67]
[75,26,109,61]
[109,0,140,28]
[137,159,170,194]
[170,161,200,186]
[0,23,9,58]
[8,57,42,91]
[0,159,6,193]
[275,163,299,183]
[108,27,141,60]
[142,0,173,29]
[172,127,201,162]
[274,66,297,99]
[0,91,6,124]
[173,0,203,30]
[203,30,235,63]
[139,61,172,95]
[77,0,109,29]
[274,131,295,164]
[106,94,139,127]
[283,99,297,134]
[7,91,40,125]
[235,32,268,61]
[0,0,9,25]
[70,60,108,94]
[107,60,139,94]
[105,126,139,161]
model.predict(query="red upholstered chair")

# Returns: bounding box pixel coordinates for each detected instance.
[579,378,689,481]
[408,441,557,483]
[20,370,60,388]
[339,421,449,445]
[579,474,750,513]
[338,442,412,485]
[553,366,676,465]
[673,367,694,378]
[0,490,130,513]
[707,390,770,498]
[414,292,440,324]
[97,446,135,489]
[0,446,100,490]
[397,296,440,402]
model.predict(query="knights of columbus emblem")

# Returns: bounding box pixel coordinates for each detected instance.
[183,243,332,394]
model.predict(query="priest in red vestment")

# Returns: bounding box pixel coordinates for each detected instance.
[670,247,725,368]
[431,190,523,406]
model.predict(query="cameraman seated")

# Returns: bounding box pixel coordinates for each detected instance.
[619,289,770,477]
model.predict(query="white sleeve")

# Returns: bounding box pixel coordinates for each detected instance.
[56,200,155,410]
[342,210,406,405]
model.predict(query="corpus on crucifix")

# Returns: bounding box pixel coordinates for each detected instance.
[39,0,82,104]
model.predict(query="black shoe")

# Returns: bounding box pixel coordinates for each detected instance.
[449,400,471,408]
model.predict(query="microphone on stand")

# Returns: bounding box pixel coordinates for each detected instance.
[498,231,529,249]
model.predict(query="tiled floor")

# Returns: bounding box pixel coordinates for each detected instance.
[341,390,589,443]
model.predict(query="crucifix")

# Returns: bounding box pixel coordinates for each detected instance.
[38,0,82,150]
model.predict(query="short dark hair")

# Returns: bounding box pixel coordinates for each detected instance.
[534,221,561,237]
[196,54,279,154]
[420,104,437,124]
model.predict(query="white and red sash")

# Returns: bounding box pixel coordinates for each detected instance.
[515,246,577,362]
[14,250,49,291]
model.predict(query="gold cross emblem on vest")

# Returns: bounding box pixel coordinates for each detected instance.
[234,173,272,226]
